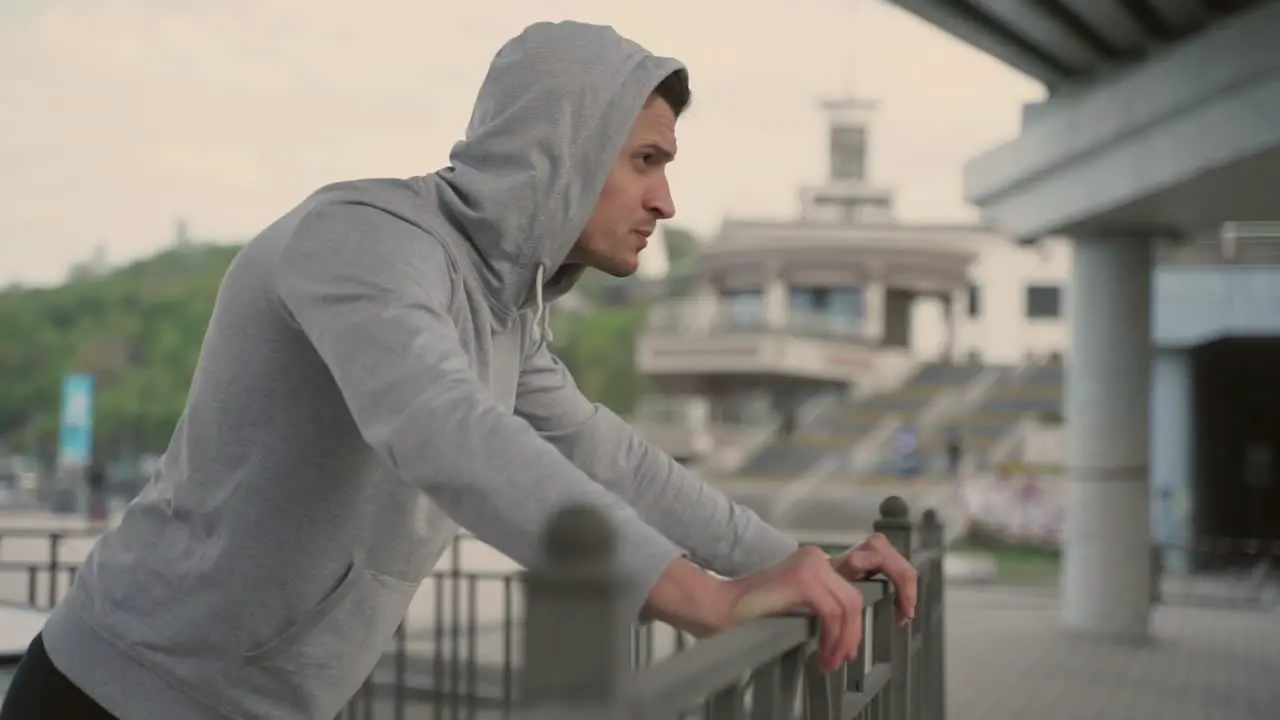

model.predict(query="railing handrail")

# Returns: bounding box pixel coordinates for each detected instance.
[628,613,813,715]
[645,299,875,344]
[516,497,946,719]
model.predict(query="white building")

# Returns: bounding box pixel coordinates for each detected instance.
[633,89,1072,472]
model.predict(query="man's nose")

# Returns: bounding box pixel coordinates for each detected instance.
[645,177,675,220]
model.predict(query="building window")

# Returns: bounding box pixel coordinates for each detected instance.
[789,285,862,336]
[967,283,981,318]
[1025,284,1062,319]
[721,289,764,328]
[830,126,867,181]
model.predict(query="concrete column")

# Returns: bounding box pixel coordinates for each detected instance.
[691,281,718,333]
[1150,349,1194,574]
[862,280,885,343]
[763,275,787,330]
[950,286,967,361]
[940,293,956,362]
[1062,236,1153,640]
[882,288,912,349]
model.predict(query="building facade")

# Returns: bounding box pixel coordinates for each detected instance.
[633,91,1071,465]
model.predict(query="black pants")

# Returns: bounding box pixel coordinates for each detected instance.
[0,633,117,719]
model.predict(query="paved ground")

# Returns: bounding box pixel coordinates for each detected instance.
[947,585,1280,720]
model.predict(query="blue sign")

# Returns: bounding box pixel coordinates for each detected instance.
[57,373,95,466]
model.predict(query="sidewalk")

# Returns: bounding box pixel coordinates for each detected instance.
[947,585,1279,719]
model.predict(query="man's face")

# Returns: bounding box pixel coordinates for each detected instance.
[569,94,677,277]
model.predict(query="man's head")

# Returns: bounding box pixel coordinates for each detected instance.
[565,70,691,277]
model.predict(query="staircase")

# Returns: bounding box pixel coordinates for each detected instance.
[737,362,989,479]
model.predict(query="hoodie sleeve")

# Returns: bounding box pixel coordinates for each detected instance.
[273,203,683,616]
[515,338,799,577]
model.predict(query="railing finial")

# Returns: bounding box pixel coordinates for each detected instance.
[879,495,910,521]
[521,504,630,715]
[920,508,944,551]
[541,503,615,565]
[874,495,913,560]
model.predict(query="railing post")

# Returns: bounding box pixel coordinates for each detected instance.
[48,533,61,609]
[874,496,913,720]
[519,505,631,719]
[920,509,947,720]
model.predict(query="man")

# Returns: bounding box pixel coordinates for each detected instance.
[1,21,916,719]
[946,428,963,479]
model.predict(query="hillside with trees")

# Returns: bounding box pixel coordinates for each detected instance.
[0,243,242,461]
[0,227,701,464]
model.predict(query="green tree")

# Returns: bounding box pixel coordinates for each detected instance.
[550,304,649,415]
[0,243,241,461]
[663,225,699,268]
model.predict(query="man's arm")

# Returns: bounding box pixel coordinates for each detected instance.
[515,338,799,577]
[274,203,695,621]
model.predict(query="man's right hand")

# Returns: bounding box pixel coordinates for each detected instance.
[644,546,864,672]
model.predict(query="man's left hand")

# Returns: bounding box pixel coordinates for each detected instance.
[829,533,917,626]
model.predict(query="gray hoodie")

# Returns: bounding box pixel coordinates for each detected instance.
[40,20,797,719]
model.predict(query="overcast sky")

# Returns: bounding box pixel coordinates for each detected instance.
[0,0,1043,286]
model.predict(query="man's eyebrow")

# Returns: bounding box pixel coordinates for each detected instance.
[635,141,676,161]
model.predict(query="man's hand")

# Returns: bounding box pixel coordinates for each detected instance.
[644,548,865,672]
[829,533,918,626]
[724,546,865,671]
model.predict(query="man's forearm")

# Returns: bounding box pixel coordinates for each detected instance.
[514,347,796,577]
[550,406,799,576]
[643,557,739,637]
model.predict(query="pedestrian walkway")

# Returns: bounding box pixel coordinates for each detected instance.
[947,585,1279,720]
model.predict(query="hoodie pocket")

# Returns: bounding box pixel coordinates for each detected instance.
[241,559,418,669]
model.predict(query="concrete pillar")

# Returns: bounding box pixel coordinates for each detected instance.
[763,275,787,330]
[862,280,885,343]
[882,288,912,349]
[950,285,968,362]
[1062,236,1153,640]
[1150,349,1194,574]
[940,293,956,362]
[691,281,718,334]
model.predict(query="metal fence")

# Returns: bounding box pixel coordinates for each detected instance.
[514,496,946,720]
[0,497,945,719]
[1155,536,1280,609]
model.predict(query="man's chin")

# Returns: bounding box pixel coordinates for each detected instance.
[597,258,639,278]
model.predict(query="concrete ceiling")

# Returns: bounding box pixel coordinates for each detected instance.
[887,0,1272,89]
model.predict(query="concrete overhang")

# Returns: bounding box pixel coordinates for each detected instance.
[1154,266,1280,348]
[888,0,1266,89]
[959,1,1280,241]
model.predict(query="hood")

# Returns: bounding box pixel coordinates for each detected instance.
[420,21,685,323]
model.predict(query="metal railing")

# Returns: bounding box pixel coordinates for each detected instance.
[0,499,946,720]
[645,300,872,344]
[0,527,97,610]
[515,497,946,719]
[1160,221,1280,266]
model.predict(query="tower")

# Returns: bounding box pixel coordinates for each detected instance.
[798,0,895,224]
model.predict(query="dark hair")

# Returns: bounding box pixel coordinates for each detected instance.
[653,69,692,118]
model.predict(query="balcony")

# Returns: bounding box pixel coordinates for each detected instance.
[638,299,904,385]
[630,395,780,470]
